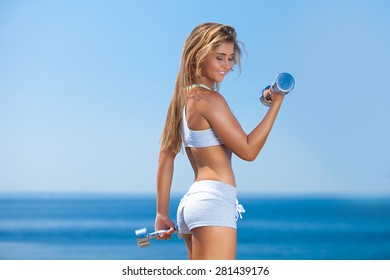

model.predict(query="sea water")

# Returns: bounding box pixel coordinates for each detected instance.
[0,193,389,260]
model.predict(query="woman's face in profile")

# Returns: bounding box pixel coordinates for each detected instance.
[202,41,235,85]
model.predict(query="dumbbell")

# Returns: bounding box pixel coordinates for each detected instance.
[260,72,295,106]
[135,224,182,248]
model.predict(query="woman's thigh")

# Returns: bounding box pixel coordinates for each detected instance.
[182,234,193,260]
[191,226,236,260]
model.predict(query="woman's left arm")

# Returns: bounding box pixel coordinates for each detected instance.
[155,149,176,238]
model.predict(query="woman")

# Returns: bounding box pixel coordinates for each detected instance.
[155,22,284,260]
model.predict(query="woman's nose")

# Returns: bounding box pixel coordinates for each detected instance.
[222,58,233,69]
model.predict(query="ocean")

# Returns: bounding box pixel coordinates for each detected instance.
[0,193,389,260]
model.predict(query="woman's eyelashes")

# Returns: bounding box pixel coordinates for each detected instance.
[216,56,235,62]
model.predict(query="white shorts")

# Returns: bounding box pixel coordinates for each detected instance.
[176,180,245,234]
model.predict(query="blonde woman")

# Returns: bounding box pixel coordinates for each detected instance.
[155,22,284,260]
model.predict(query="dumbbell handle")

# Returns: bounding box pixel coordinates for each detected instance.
[147,228,177,239]
[135,224,180,240]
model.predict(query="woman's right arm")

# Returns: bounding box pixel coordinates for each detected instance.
[155,149,176,237]
[201,89,285,161]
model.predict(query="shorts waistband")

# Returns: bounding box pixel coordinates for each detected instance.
[188,180,236,192]
[183,180,237,203]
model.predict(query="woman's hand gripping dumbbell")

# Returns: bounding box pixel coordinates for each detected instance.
[135,224,182,248]
[260,72,295,106]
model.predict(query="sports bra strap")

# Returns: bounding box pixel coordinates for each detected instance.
[187,84,213,91]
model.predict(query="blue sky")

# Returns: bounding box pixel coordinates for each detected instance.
[1,0,389,196]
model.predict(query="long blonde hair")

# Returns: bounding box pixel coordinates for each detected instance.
[161,22,243,153]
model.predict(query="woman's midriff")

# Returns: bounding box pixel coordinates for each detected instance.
[185,145,236,187]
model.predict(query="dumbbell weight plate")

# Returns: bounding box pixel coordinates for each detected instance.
[260,85,272,107]
[272,72,295,95]
[135,227,151,248]
[135,227,148,239]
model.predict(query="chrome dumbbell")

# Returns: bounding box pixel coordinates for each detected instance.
[135,224,182,248]
[260,72,295,106]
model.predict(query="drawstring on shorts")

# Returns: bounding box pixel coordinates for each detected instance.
[235,199,245,221]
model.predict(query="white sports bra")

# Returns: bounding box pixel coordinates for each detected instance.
[181,84,224,148]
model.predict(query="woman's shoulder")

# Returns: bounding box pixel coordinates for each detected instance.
[188,87,226,104]
[188,88,229,116]
[205,89,228,108]
[187,88,225,105]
